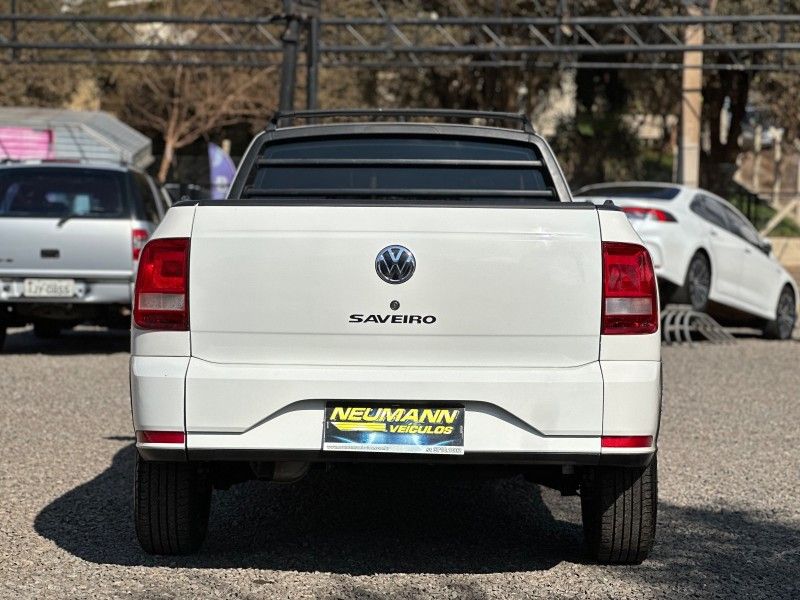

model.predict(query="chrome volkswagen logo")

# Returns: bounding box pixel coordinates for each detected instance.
[375,245,415,284]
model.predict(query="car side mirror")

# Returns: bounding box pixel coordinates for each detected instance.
[759,239,773,255]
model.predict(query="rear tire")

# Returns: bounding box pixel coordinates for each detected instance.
[0,324,6,352]
[33,321,61,339]
[763,286,796,340]
[581,454,658,565]
[134,454,211,555]
[685,253,711,312]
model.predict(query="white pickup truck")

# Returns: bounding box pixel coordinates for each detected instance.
[130,109,661,564]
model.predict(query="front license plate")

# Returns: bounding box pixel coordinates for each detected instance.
[23,278,75,298]
[323,403,465,455]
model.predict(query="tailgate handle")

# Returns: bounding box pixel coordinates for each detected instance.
[40,249,60,259]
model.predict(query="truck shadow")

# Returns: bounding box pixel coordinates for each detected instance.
[2,327,129,355]
[35,444,800,595]
[34,444,582,574]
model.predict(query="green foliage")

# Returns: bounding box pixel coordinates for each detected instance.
[641,148,674,182]
[550,113,645,189]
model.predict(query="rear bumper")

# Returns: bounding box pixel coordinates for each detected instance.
[131,357,661,466]
[137,447,655,467]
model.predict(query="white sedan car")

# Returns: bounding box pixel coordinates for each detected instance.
[576,182,797,339]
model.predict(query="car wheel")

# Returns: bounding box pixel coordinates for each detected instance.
[580,454,658,565]
[0,324,6,352]
[685,253,711,312]
[763,286,796,340]
[134,454,211,555]
[33,321,61,339]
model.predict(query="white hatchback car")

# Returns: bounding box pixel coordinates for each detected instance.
[576,182,798,339]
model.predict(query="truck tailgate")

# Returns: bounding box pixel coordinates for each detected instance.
[0,218,134,279]
[189,205,602,368]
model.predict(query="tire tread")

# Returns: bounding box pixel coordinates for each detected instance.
[581,455,658,564]
[763,286,796,340]
[134,455,211,555]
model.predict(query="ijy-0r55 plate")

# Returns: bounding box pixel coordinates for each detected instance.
[23,278,76,298]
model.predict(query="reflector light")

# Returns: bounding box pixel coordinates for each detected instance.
[605,297,652,315]
[138,292,185,311]
[132,228,149,260]
[602,242,658,335]
[136,430,185,444]
[622,206,677,222]
[601,435,653,448]
[133,237,189,330]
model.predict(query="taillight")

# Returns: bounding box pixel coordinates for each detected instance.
[133,237,189,330]
[602,242,658,335]
[132,228,149,260]
[622,206,677,222]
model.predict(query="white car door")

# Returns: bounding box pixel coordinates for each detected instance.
[690,195,744,304]
[721,204,783,317]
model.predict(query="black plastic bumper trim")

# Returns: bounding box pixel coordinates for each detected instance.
[136,449,658,468]
[137,446,187,462]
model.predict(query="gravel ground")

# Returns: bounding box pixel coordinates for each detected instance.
[0,327,798,599]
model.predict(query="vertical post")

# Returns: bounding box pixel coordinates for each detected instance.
[306,15,320,110]
[678,7,705,187]
[279,5,301,112]
[554,0,564,50]
[780,0,786,70]
[795,148,800,221]
[10,0,17,61]
[753,125,762,193]
[771,128,783,209]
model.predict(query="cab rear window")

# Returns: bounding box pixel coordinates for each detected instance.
[0,167,128,218]
[244,136,555,202]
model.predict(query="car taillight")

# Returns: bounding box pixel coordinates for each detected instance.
[132,228,149,260]
[133,237,189,330]
[602,242,658,335]
[622,206,677,222]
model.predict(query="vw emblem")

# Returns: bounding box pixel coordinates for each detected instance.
[376,245,415,284]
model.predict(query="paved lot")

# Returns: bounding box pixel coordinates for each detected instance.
[0,327,798,599]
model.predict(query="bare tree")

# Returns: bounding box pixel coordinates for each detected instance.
[106,65,277,182]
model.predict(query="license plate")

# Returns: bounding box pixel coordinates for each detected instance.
[323,403,465,455]
[22,279,76,298]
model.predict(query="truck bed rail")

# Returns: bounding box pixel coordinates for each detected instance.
[267,108,535,133]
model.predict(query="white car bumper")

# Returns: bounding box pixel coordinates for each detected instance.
[131,356,661,466]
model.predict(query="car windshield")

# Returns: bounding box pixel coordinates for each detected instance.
[245,136,555,203]
[575,185,680,200]
[0,167,128,218]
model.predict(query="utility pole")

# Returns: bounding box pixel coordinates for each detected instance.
[278,3,301,112]
[795,141,800,221]
[678,2,713,187]
[278,0,321,113]
[10,0,17,61]
[306,14,320,110]
[771,127,784,209]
